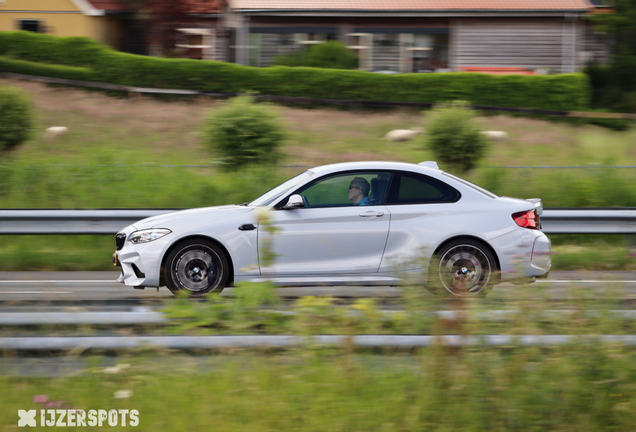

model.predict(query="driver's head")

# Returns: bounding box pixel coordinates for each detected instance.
[348,177,370,203]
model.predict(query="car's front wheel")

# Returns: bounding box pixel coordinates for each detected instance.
[429,239,497,297]
[164,239,229,296]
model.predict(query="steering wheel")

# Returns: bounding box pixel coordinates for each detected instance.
[302,196,309,207]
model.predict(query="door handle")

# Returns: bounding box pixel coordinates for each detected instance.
[359,211,384,218]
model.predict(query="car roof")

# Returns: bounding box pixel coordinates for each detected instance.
[308,161,442,176]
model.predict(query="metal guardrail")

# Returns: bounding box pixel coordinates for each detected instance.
[0,311,166,325]
[0,209,171,235]
[0,208,635,235]
[3,310,636,326]
[3,335,636,351]
[541,209,636,234]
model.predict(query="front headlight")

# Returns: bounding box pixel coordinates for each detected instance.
[128,229,172,244]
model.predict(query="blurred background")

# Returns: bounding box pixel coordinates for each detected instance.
[2,0,636,430]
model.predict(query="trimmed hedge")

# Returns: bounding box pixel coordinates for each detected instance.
[0,31,590,111]
[0,57,95,81]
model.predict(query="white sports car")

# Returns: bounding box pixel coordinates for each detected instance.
[113,161,551,297]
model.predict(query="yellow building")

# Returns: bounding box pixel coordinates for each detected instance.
[0,0,129,49]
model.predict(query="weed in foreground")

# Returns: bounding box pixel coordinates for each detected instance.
[3,344,636,430]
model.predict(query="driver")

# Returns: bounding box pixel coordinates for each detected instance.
[348,177,371,206]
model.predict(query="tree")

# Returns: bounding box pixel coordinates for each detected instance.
[586,0,636,111]
[138,0,197,56]
[588,0,636,57]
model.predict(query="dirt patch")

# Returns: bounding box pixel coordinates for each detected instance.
[283,107,422,134]
[3,77,213,132]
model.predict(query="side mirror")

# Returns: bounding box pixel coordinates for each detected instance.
[283,194,304,209]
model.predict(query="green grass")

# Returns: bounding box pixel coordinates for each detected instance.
[2,344,636,430]
[4,79,636,431]
[552,244,636,271]
[2,77,636,270]
[0,236,112,271]
[475,167,636,208]
[0,161,289,209]
[3,280,636,430]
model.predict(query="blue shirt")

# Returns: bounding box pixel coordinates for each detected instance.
[355,196,372,206]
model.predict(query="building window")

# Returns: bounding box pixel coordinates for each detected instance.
[295,33,329,46]
[18,20,44,33]
[407,34,434,72]
[255,33,299,66]
[249,33,261,67]
[279,34,294,46]
[251,30,336,67]
[433,34,449,69]
[402,33,449,72]
[372,34,401,72]
[374,34,399,47]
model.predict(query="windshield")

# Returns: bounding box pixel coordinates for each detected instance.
[250,171,314,207]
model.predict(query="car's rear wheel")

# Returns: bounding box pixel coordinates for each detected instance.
[429,239,497,297]
[164,239,229,296]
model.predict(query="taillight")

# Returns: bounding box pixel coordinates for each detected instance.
[512,210,540,229]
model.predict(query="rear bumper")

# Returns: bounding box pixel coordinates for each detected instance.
[491,228,551,281]
[530,234,552,274]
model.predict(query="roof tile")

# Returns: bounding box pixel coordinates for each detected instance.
[231,0,592,10]
[182,0,224,14]
[86,0,129,11]
[87,0,222,14]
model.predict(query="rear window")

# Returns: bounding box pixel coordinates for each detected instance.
[443,172,498,199]
[387,172,460,204]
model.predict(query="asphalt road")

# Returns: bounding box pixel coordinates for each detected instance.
[1,271,636,301]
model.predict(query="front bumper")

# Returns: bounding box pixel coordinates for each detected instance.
[113,227,175,288]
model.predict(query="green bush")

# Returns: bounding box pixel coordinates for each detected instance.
[0,31,108,67]
[0,85,32,151]
[203,96,287,170]
[272,41,358,69]
[0,56,95,81]
[423,101,488,173]
[0,31,590,112]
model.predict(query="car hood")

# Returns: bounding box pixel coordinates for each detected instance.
[132,205,257,230]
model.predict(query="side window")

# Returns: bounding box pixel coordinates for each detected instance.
[295,171,391,208]
[387,172,459,205]
[18,20,43,33]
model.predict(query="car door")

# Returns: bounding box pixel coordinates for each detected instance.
[378,171,462,272]
[258,171,392,275]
